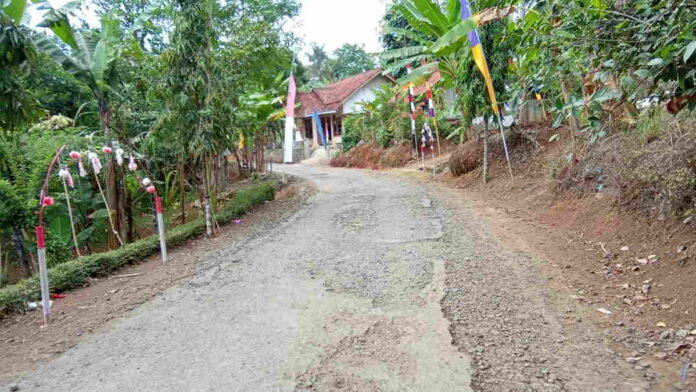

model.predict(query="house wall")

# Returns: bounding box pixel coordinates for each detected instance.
[342,76,391,115]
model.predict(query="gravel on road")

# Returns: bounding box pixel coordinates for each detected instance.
[8,165,653,392]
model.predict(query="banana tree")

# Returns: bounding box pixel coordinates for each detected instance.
[381,0,512,106]
[34,1,126,248]
[381,0,482,125]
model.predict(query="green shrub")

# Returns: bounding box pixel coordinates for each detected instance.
[342,115,362,152]
[0,181,277,316]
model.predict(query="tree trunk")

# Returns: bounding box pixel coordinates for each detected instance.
[118,166,129,244]
[232,148,243,177]
[482,117,489,184]
[559,76,579,149]
[179,157,186,224]
[99,100,122,249]
[125,186,135,243]
[117,118,133,243]
[11,228,31,278]
[203,155,213,237]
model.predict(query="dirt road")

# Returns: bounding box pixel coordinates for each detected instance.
[9,165,653,391]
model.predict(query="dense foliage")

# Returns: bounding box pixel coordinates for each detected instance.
[306,42,377,84]
[336,0,695,183]
[0,0,299,287]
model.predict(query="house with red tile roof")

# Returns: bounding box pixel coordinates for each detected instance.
[296,69,395,148]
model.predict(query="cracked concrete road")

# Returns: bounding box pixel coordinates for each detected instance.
[10,164,652,392]
[12,165,470,392]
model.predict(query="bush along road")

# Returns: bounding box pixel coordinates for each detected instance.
[5,165,657,392]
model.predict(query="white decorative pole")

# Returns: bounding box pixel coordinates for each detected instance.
[35,224,50,324]
[142,177,167,262]
[155,196,168,264]
[205,196,213,236]
[283,74,297,163]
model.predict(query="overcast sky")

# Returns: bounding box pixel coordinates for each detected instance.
[34,0,391,60]
[290,0,391,59]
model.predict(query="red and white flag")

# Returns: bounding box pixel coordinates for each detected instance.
[286,75,297,119]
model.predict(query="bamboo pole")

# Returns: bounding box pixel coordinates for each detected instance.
[496,113,514,180]
[94,167,124,247]
[61,175,82,258]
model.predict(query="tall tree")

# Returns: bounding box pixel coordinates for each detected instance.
[307,43,331,81]
[330,43,376,80]
[159,0,218,235]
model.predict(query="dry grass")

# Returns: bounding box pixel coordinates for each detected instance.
[558,109,696,220]
[330,142,413,170]
[449,141,482,176]
[381,143,413,168]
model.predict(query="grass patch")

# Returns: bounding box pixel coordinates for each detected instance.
[0,180,278,317]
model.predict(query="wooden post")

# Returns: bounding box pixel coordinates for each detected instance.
[330,116,335,146]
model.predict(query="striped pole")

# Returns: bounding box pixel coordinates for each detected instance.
[155,196,168,264]
[421,131,426,171]
[422,123,437,179]
[423,59,442,156]
[35,225,51,324]
[406,64,418,157]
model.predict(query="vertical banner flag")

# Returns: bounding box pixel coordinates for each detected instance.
[406,64,418,155]
[460,0,498,115]
[460,0,514,178]
[283,75,297,163]
[313,111,328,150]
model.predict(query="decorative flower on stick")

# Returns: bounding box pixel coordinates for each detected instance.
[70,151,88,177]
[58,168,74,188]
[115,148,124,166]
[42,196,54,207]
[88,152,102,174]
[128,155,137,172]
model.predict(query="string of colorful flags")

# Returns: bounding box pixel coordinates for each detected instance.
[36,144,168,324]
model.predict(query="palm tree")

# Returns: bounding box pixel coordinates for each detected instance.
[380,0,510,96]
[307,43,331,82]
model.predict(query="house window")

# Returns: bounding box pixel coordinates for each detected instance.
[334,119,342,136]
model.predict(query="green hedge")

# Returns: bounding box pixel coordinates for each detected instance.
[0,181,277,317]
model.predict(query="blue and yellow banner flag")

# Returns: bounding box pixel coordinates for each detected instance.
[460,0,499,115]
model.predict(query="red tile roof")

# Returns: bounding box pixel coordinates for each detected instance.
[296,69,392,118]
